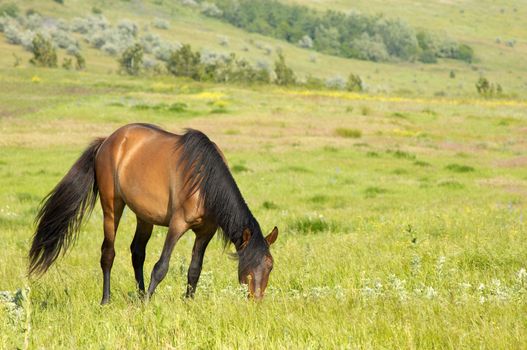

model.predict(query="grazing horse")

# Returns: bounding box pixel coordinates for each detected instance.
[29,123,278,304]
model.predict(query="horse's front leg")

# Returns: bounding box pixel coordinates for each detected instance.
[146,219,188,298]
[186,225,217,298]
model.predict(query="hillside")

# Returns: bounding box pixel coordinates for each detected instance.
[0,0,525,97]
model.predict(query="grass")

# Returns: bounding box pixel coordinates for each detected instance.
[0,1,526,349]
[334,127,362,138]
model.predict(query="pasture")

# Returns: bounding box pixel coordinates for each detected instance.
[1,65,526,349]
[1,0,527,348]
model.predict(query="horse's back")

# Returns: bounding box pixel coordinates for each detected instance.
[96,124,182,226]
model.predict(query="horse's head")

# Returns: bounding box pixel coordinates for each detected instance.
[238,226,278,300]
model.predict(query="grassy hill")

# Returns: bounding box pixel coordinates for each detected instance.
[1,0,526,97]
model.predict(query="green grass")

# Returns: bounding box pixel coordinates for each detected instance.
[334,127,362,138]
[0,1,527,349]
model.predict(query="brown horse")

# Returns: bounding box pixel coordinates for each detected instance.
[29,123,278,304]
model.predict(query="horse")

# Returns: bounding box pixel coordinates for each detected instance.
[28,123,278,304]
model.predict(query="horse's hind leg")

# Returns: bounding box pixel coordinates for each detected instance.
[130,217,153,295]
[100,196,125,305]
[186,225,217,298]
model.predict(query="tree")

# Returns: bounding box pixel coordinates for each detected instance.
[346,73,363,92]
[274,53,295,86]
[29,34,58,68]
[165,44,203,80]
[119,43,143,75]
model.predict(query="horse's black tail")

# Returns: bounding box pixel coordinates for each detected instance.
[28,138,105,277]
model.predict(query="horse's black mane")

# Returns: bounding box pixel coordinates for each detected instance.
[176,129,269,267]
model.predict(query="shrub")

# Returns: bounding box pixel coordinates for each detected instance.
[51,29,78,49]
[152,18,169,29]
[457,44,474,63]
[181,0,198,7]
[0,3,19,18]
[375,18,418,60]
[419,50,437,63]
[56,19,69,31]
[274,53,295,86]
[62,57,73,70]
[346,73,363,92]
[201,2,222,17]
[26,13,43,30]
[117,19,138,37]
[119,43,143,75]
[102,43,118,55]
[71,17,89,34]
[92,6,103,15]
[350,33,390,62]
[326,75,346,90]
[166,44,203,80]
[218,35,229,47]
[66,44,80,55]
[298,35,313,49]
[74,52,86,70]
[140,33,161,53]
[153,41,179,61]
[29,33,57,67]
[476,77,503,98]
[4,22,35,50]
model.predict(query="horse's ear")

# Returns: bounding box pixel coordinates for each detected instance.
[265,227,278,245]
[242,228,251,244]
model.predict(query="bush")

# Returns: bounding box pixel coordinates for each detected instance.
[153,41,180,61]
[119,43,143,75]
[74,52,86,70]
[346,73,363,92]
[66,44,80,55]
[456,44,474,63]
[152,18,169,29]
[29,33,58,67]
[4,21,35,49]
[350,33,390,62]
[62,57,73,70]
[326,76,346,90]
[274,53,295,86]
[140,33,161,53]
[201,2,222,17]
[102,43,118,55]
[419,50,437,63]
[218,35,229,47]
[166,44,203,80]
[51,29,78,49]
[25,13,43,30]
[298,35,313,49]
[92,6,103,15]
[303,75,325,89]
[375,18,418,60]
[117,19,138,37]
[475,77,503,98]
[0,3,19,18]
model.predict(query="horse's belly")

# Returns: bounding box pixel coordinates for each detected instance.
[117,146,173,226]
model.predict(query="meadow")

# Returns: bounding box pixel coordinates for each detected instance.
[1,1,527,349]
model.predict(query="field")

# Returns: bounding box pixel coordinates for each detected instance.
[1,0,527,349]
